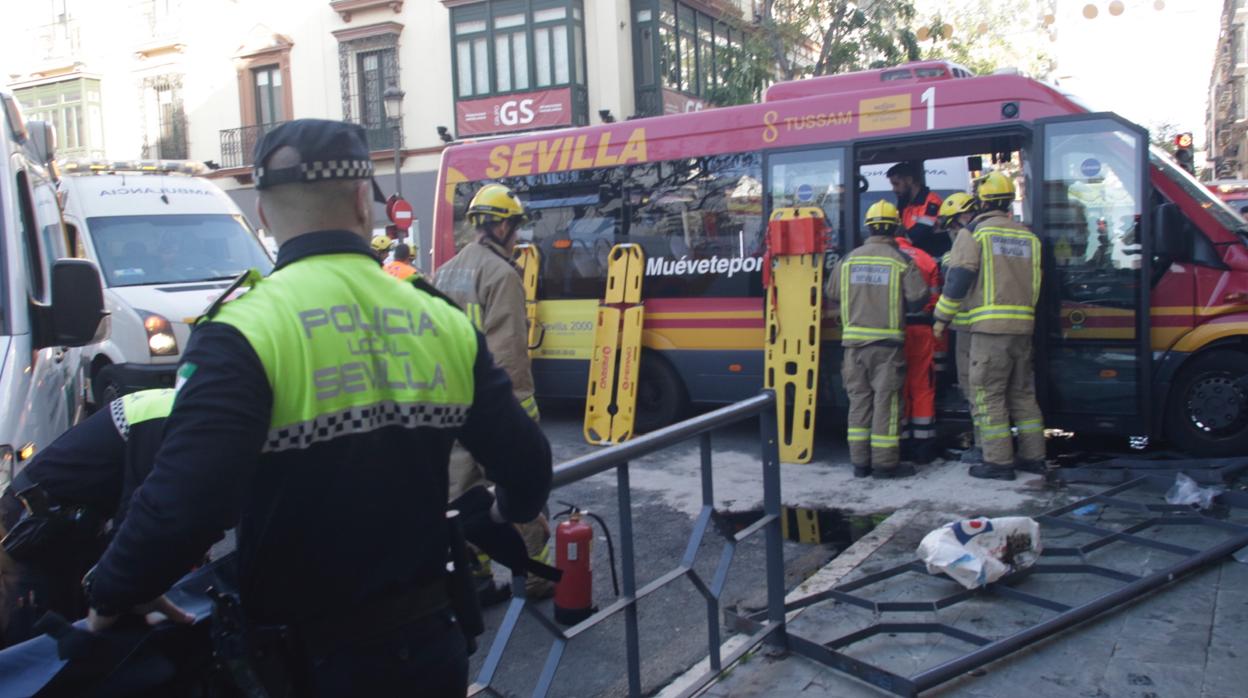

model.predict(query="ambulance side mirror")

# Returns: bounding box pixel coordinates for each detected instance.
[47,259,108,348]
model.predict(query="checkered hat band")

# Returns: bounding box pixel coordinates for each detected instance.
[256,159,373,188]
[262,400,470,453]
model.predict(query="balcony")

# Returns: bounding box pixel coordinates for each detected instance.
[219,122,287,169]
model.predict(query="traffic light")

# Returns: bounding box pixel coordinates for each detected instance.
[1174,132,1195,175]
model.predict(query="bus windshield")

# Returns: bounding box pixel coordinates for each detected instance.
[88,213,274,287]
[1150,146,1246,232]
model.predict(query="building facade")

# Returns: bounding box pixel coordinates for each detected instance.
[1209,0,1248,181]
[3,0,755,269]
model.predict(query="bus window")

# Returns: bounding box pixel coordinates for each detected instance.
[1040,118,1146,418]
[466,150,764,300]
[769,148,846,254]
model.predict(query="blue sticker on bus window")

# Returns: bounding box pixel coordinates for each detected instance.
[796,183,814,202]
[1080,158,1101,178]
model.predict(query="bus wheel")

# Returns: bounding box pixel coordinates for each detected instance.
[1165,350,1248,457]
[635,352,688,433]
[91,364,121,411]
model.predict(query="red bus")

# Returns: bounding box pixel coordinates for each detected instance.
[433,62,1248,456]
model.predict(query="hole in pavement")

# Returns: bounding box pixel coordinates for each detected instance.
[717,506,885,549]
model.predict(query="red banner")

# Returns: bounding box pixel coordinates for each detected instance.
[456,88,574,136]
[662,89,710,116]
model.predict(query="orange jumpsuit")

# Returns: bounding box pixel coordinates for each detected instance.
[896,237,941,447]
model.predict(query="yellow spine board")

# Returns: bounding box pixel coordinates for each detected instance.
[584,243,645,445]
[514,243,542,356]
[764,208,824,464]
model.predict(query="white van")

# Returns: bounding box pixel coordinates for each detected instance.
[0,92,107,491]
[57,161,273,404]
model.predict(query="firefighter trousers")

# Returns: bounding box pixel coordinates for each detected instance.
[902,324,936,443]
[954,330,981,449]
[968,333,1045,466]
[843,344,906,470]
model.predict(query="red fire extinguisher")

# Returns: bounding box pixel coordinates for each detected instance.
[554,512,594,625]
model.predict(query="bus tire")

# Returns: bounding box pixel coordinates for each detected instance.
[1165,349,1248,457]
[635,352,688,433]
[91,363,121,412]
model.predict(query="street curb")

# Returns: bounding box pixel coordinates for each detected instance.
[655,507,920,698]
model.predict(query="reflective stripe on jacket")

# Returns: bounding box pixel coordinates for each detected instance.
[933,212,1041,335]
[826,235,929,347]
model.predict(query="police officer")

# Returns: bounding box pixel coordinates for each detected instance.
[828,201,929,479]
[0,389,174,647]
[886,161,947,258]
[933,172,1045,481]
[434,183,552,601]
[81,120,552,697]
[936,192,982,464]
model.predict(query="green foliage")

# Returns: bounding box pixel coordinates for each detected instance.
[1149,120,1181,156]
[707,0,924,106]
[913,0,1056,79]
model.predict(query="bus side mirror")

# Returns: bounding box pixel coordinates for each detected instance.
[49,259,108,348]
[1153,203,1187,261]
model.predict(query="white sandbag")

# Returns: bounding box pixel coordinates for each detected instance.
[917,516,1043,590]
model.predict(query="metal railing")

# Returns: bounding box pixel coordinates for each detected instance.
[469,390,787,697]
[218,122,287,169]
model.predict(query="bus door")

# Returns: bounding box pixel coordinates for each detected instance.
[765,147,849,403]
[1035,114,1152,436]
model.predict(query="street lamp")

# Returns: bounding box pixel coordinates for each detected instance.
[383,83,405,198]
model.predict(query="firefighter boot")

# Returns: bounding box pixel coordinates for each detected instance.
[1014,457,1048,475]
[872,464,916,480]
[471,551,512,608]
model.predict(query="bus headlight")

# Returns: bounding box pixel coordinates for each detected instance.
[137,310,178,356]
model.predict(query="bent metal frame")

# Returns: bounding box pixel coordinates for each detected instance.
[467,389,1248,697]
[729,474,1248,697]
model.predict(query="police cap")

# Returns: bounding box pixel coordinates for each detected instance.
[253,119,381,197]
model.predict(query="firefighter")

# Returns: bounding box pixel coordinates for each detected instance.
[937,192,982,464]
[894,215,942,464]
[827,201,929,479]
[370,233,394,263]
[887,161,948,259]
[0,389,174,648]
[933,172,1045,481]
[434,183,553,601]
[81,120,552,697]
[385,242,420,280]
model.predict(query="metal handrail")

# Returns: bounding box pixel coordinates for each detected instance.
[471,390,786,698]
[552,392,777,487]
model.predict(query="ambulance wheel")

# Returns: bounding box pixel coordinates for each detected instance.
[1166,350,1248,457]
[635,352,688,433]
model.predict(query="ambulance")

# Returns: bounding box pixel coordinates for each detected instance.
[57,160,272,404]
[0,91,106,489]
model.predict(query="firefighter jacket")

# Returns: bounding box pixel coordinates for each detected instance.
[896,237,941,323]
[934,211,1041,336]
[826,235,929,348]
[434,240,538,420]
[901,188,949,259]
[85,231,552,625]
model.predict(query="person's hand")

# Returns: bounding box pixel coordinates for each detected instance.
[87,595,195,632]
[932,321,946,341]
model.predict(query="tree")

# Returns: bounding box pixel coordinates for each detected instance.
[911,0,1056,79]
[706,0,922,107]
[1149,120,1182,156]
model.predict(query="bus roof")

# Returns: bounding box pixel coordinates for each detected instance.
[438,72,1087,186]
[764,60,974,102]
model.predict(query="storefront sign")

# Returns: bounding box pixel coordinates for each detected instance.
[662,89,709,115]
[455,88,573,136]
